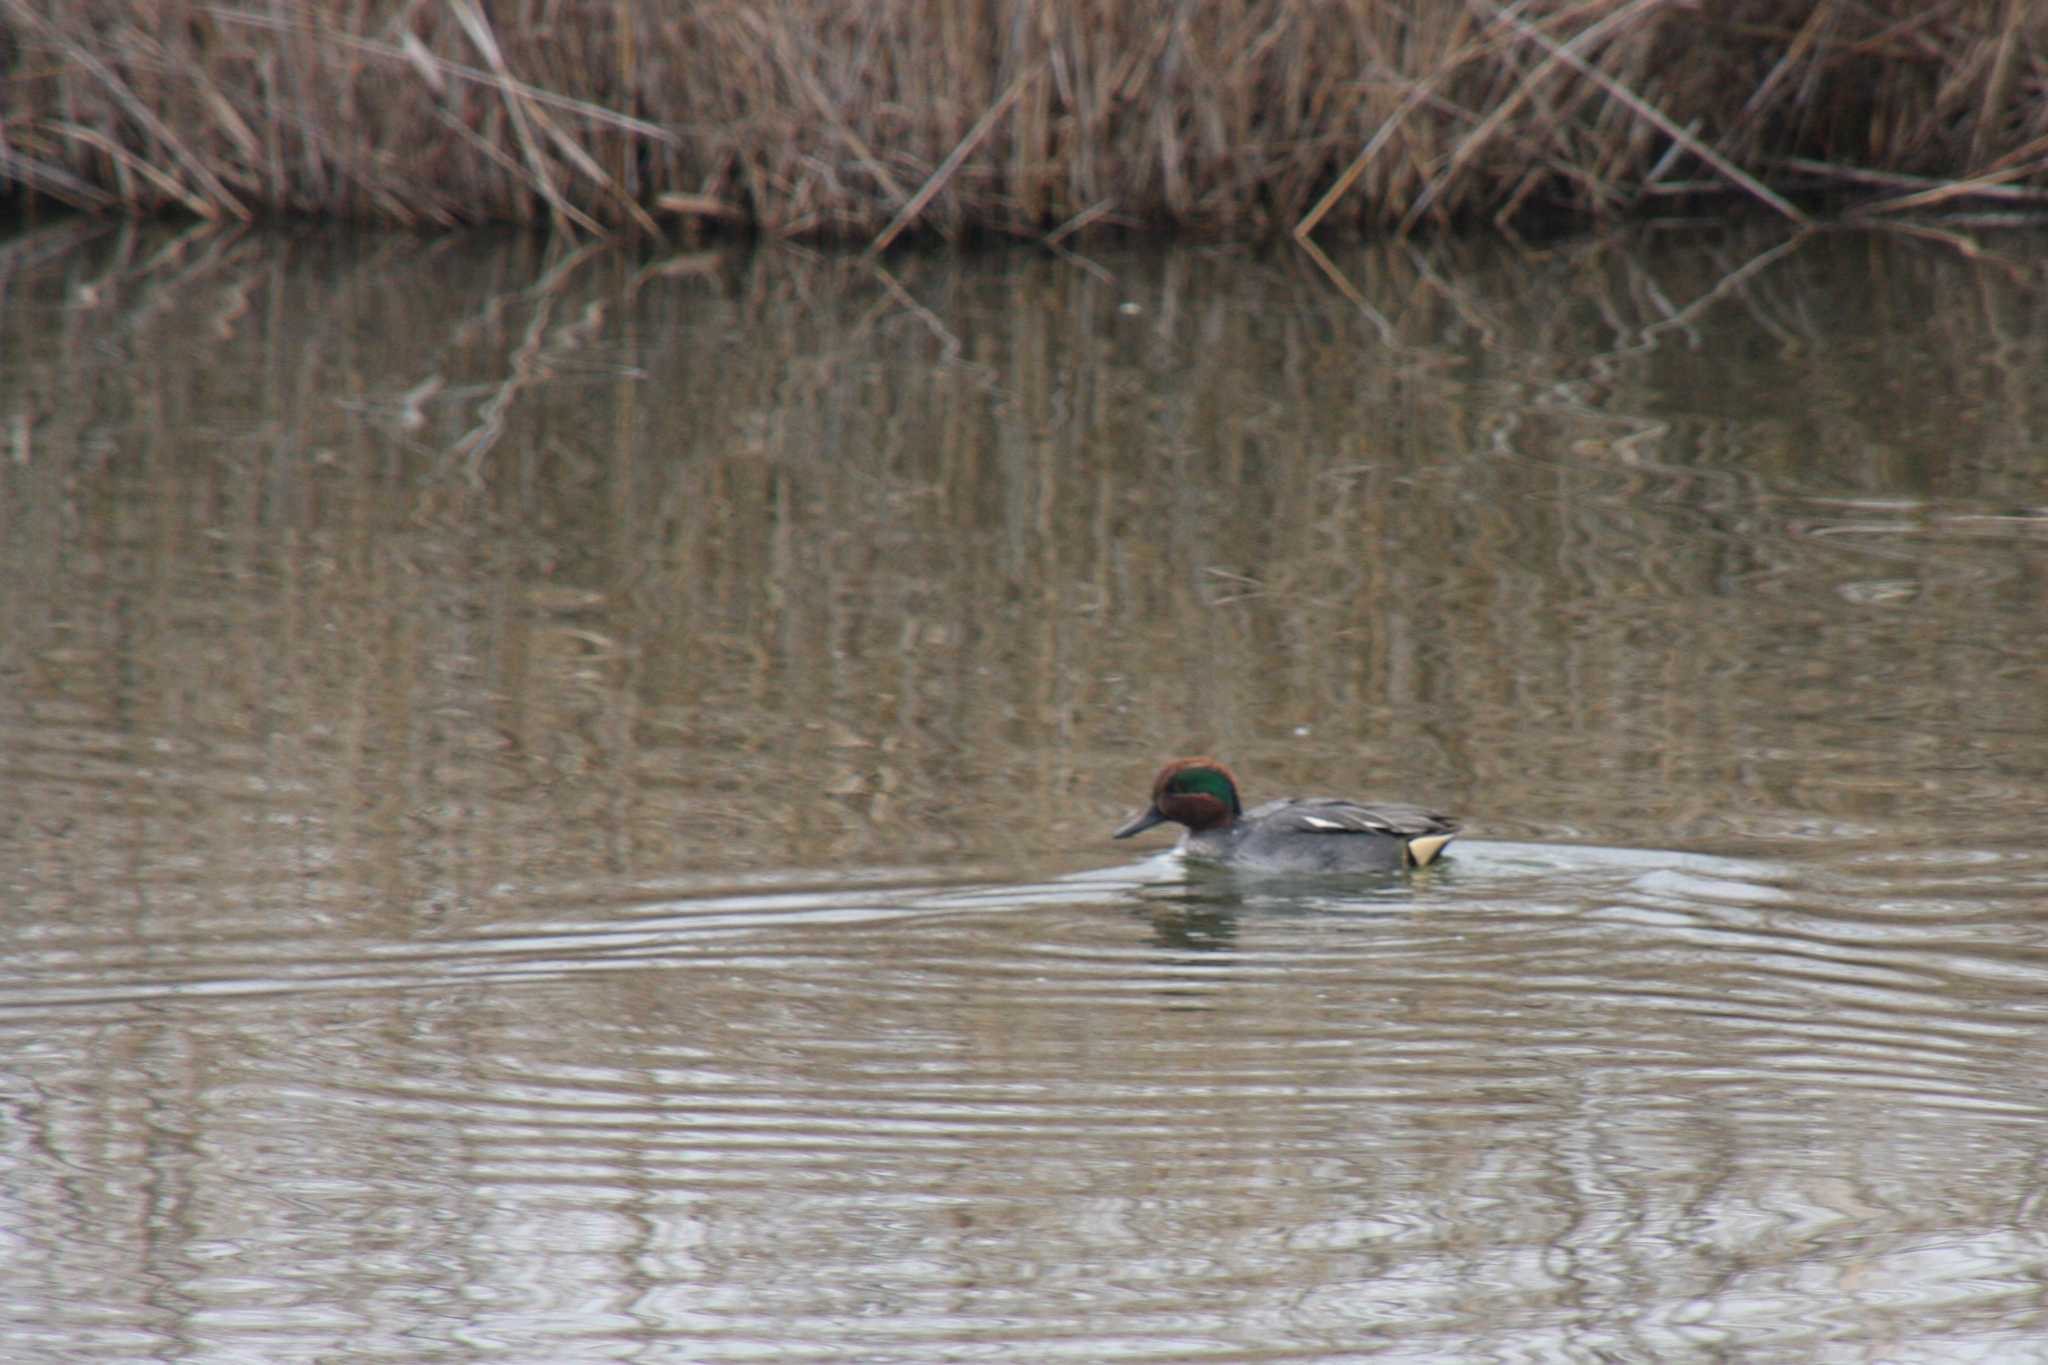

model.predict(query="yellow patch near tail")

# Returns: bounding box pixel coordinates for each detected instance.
[1406,834,1453,868]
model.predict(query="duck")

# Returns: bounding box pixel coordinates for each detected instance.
[1113,757,1458,873]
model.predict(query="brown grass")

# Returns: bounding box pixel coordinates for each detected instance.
[3,0,2047,241]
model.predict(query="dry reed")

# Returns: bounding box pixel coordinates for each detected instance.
[3,0,2046,241]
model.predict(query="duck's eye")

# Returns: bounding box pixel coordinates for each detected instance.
[1169,769,1229,799]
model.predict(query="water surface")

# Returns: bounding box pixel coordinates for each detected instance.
[2,218,2047,1362]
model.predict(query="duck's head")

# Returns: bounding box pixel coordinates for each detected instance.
[1113,757,1244,838]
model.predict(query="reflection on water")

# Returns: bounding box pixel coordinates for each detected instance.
[2,219,2047,1361]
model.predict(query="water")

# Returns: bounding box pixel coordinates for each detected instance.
[3,217,2047,1362]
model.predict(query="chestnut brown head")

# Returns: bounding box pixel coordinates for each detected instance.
[1112,757,1244,838]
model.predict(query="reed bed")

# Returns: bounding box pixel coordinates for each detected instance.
[3,0,2046,240]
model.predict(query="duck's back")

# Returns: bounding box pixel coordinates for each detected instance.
[1186,797,1458,872]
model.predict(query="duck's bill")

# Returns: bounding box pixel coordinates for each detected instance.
[1113,805,1169,839]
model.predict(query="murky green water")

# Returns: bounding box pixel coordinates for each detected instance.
[3,217,2046,1362]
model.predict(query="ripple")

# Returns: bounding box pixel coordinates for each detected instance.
[7,835,2048,1363]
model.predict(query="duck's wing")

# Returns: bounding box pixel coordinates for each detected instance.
[1251,798,1460,866]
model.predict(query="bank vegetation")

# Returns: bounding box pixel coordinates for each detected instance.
[3,0,2046,241]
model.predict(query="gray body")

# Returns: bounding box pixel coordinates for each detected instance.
[1178,797,1457,873]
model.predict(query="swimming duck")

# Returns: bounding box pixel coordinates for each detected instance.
[1113,757,1458,873]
